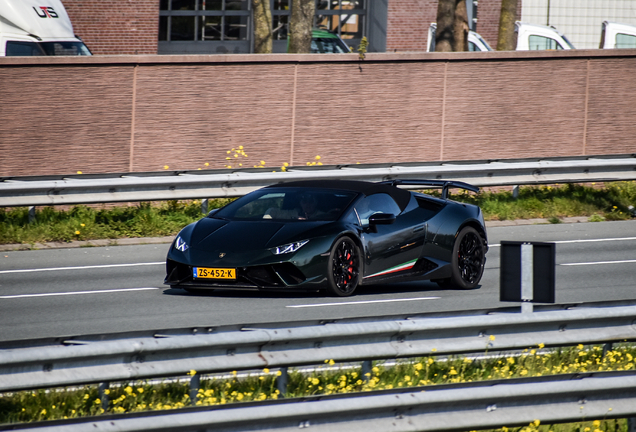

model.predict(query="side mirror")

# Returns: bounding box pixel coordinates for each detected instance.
[368,213,396,225]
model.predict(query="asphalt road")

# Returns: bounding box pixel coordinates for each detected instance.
[1,220,635,343]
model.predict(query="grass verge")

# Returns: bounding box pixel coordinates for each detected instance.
[0,343,634,429]
[1,182,636,246]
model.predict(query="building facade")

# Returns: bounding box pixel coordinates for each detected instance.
[62,0,515,55]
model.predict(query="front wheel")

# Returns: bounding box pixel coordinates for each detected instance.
[436,226,485,290]
[327,237,361,297]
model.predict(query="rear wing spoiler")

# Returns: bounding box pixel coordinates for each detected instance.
[380,179,479,200]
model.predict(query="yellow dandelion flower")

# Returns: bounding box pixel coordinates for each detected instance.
[104,389,110,395]
[263,368,270,374]
[75,230,80,235]
[41,409,47,415]
[204,162,209,166]
[593,420,601,428]
[315,155,321,160]
[260,160,265,165]
[533,420,541,427]
[489,335,496,341]
[538,343,545,349]
[329,359,335,365]
[431,348,437,352]
[163,165,169,169]
[77,171,83,174]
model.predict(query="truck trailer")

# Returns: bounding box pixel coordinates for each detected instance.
[0,0,91,56]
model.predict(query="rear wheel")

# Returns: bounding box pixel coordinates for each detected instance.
[327,237,361,297]
[436,226,485,290]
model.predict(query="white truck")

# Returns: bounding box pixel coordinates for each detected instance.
[599,21,636,49]
[0,0,91,56]
[428,20,636,53]
[426,23,493,52]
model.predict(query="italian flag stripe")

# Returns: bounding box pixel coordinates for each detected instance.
[364,259,418,279]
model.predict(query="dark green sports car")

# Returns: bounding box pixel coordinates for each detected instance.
[164,179,488,297]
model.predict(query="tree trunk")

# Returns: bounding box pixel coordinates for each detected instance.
[497,0,518,51]
[288,0,315,53]
[253,0,272,53]
[435,0,468,52]
[452,0,469,51]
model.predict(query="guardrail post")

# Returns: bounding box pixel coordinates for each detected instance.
[28,206,36,223]
[628,418,636,432]
[276,367,288,397]
[189,372,201,406]
[201,199,209,214]
[361,360,372,382]
[521,243,534,313]
[98,382,109,411]
[512,185,519,199]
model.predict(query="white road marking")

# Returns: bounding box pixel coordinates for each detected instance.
[561,259,636,266]
[287,296,440,308]
[0,287,159,299]
[0,262,164,274]
[489,236,636,247]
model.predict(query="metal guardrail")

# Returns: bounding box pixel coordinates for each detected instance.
[1,154,636,207]
[2,304,636,393]
[3,303,636,431]
[7,371,636,432]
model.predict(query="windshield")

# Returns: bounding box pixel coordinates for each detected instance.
[311,37,350,53]
[214,188,358,221]
[6,41,92,56]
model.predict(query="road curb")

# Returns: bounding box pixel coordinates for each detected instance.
[0,217,593,252]
[0,236,175,252]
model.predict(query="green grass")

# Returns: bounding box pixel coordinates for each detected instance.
[1,183,636,245]
[0,343,633,428]
[449,182,636,222]
[0,199,232,245]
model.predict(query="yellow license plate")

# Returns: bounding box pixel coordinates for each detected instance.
[193,267,236,279]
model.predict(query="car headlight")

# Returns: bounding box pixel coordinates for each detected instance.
[270,240,309,255]
[175,236,189,252]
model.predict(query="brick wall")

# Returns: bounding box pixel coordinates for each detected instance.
[2,50,636,177]
[62,0,159,55]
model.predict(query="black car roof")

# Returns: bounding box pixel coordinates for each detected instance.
[266,180,412,211]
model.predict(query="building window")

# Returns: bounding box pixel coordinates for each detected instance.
[158,0,374,54]
[271,0,366,41]
[159,0,250,42]
[315,0,365,40]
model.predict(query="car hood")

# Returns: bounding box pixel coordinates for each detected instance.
[190,217,331,252]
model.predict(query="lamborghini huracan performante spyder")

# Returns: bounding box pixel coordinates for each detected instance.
[164,179,488,297]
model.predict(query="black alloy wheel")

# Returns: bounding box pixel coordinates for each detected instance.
[327,237,361,296]
[437,226,485,290]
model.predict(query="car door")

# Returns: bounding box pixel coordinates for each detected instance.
[354,193,425,281]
